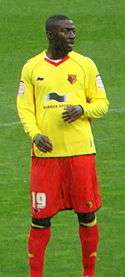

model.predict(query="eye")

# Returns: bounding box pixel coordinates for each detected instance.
[63,28,76,34]
[63,28,69,34]
[72,29,76,34]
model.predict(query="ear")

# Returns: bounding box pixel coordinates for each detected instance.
[46,31,54,40]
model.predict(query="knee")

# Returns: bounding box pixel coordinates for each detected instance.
[31,217,51,229]
[77,212,96,227]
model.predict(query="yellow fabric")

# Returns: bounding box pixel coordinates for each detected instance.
[28,252,34,258]
[17,50,109,157]
[90,252,97,257]
[31,223,46,229]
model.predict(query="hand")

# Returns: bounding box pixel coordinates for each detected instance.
[62,105,84,123]
[33,134,53,153]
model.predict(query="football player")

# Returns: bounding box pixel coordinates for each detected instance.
[17,15,109,277]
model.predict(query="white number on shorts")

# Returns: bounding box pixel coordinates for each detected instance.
[32,192,46,209]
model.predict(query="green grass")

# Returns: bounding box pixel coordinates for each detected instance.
[0,0,125,276]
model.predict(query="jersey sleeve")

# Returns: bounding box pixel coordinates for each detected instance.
[82,58,109,119]
[17,62,41,139]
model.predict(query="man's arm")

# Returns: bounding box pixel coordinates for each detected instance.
[17,62,42,139]
[17,62,53,152]
[82,58,109,119]
[61,58,109,123]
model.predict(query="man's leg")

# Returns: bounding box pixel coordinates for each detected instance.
[77,212,99,277]
[28,217,51,277]
[28,157,62,276]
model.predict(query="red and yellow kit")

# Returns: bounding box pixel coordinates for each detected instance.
[17,50,109,158]
[17,50,109,216]
[31,155,101,217]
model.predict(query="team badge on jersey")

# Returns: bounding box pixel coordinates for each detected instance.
[17,81,25,95]
[68,74,77,84]
[96,75,105,90]
[86,201,93,208]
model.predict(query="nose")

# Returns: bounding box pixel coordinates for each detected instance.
[69,30,75,39]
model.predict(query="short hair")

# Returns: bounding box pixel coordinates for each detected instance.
[45,15,70,32]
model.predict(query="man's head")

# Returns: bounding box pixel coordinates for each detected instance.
[45,15,76,54]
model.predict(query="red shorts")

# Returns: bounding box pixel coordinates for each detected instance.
[30,155,102,218]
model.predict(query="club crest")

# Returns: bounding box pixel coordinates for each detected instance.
[86,201,93,208]
[68,74,77,84]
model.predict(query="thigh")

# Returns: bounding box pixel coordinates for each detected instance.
[30,157,63,218]
[69,155,102,213]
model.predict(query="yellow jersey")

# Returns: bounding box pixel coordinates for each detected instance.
[17,50,109,157]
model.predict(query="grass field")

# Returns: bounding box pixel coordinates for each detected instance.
[0,0,125,276]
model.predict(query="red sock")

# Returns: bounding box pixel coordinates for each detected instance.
[28,227,51,277]
[79,224,99,276]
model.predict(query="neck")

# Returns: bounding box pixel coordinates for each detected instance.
[46,45,68,59]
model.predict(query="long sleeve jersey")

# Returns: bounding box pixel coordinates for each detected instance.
[17,50,109,157]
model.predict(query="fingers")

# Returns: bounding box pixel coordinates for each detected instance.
[62,112,75,122]
[62,105,83,122]
[37,142,52,152]
[34,135,53,152]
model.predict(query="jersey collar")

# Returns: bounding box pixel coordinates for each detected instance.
[44,55,69,66]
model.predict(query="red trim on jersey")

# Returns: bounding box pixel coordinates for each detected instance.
[44,56,69,66]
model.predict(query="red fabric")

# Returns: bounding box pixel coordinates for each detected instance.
[28,228,51,277]
[79,224,99,276]
[30,155,101,218]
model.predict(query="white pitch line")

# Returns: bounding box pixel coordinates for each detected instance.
[0,107,124,128]
[0,121,21,127]
[110,107,125,113]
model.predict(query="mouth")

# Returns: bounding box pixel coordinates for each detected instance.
[58,39,75,53]
[67,40,75,48]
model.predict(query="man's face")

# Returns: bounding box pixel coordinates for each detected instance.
[50,19,76,53]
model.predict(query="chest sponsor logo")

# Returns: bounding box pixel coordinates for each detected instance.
[47,92,66,102]
[68,74,77,84]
